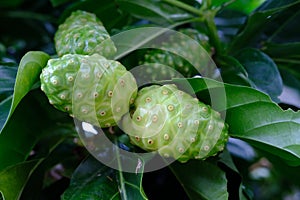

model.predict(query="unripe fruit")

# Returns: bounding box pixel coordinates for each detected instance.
[54,10,116,58]
[138,29,211,80]
[40,54,137,128]
[121,84,228,163]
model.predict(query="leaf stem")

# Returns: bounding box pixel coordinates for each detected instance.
[114,138,128,200]
[204,10,223,57]
[161,0,202,16]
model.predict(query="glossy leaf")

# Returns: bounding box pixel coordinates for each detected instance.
[0,65,17,101]
[170,160,228,200]
[62,156,147,200]
[172,77,300,166]
[59,0,131,30]
[263,42,300,59]
[229,0,300,51]
[0,160,39,200]
[0,88,74,171]
[234,48,283,102]
[0,51,50,133]
[0,124,75,200]
[213,0,265,14]
[115,0,192,25]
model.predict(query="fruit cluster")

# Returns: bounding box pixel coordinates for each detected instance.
[40,10,229,163]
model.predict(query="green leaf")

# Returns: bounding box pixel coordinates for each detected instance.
[218,55,251,86]
[0,51,50,133]
[59,0,131,30]
[0,160,39,200]
[229,0,300,51]
[0,124,75,200]
[115,0,193,25]
[0,65,17,102]
[0,88,73,171]
[213,0,266,14]
[234,48,283,102]
[50,0,73,7]
[62,156,147,200]
[172,77,300,166]
[169,160,228,200]
[263,42,300,59]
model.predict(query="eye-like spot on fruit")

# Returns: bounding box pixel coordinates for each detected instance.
[60,94,66,99]
[167,104,174,111]
[99,111,106,116]
[147,139,154,145]
[64,106,70,111]
[120,79,125,87]
[82,73,90,79]
[163,153,170,158]
[145,97,151,103]
[163,134,169,141]
[208,124,213,130]
[81,108,88,114]
[203,145,210,151]
[67,76,74,82]
[136,116,142,122]
[51,78,58,85]
[105,123,111,127]
[177,122,183,128]
[77,92,83,98]
[190,137,196,142]
[115,107,121,113]
[135,136,140,141]
[108,91,113,97]
[178,147,184,153]
[194,120,199,125]
[93,92,99,98]
[130,98,135,104]
[162,90,168,95]
[152,115,158,122]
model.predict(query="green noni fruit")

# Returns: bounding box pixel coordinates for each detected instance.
[54,10,116,58]
[40,54,137,128]
[121,84,228,163]
[138,28,211,80]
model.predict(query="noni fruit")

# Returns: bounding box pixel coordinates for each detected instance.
[121,84,228,163]
[40,54,137,128]
[138,28,211,80]
[54,10,116,58]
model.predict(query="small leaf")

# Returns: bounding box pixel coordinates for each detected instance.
[172,77,300,166]
[169,160,228,200]
[62,156,147,200]
[0,51,50,133]
[234,48,283,102]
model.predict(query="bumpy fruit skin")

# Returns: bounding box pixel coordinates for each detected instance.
[54,10,116,58]
[138,29,211,80]
[40,54,137,128]
[121,84,228,163]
